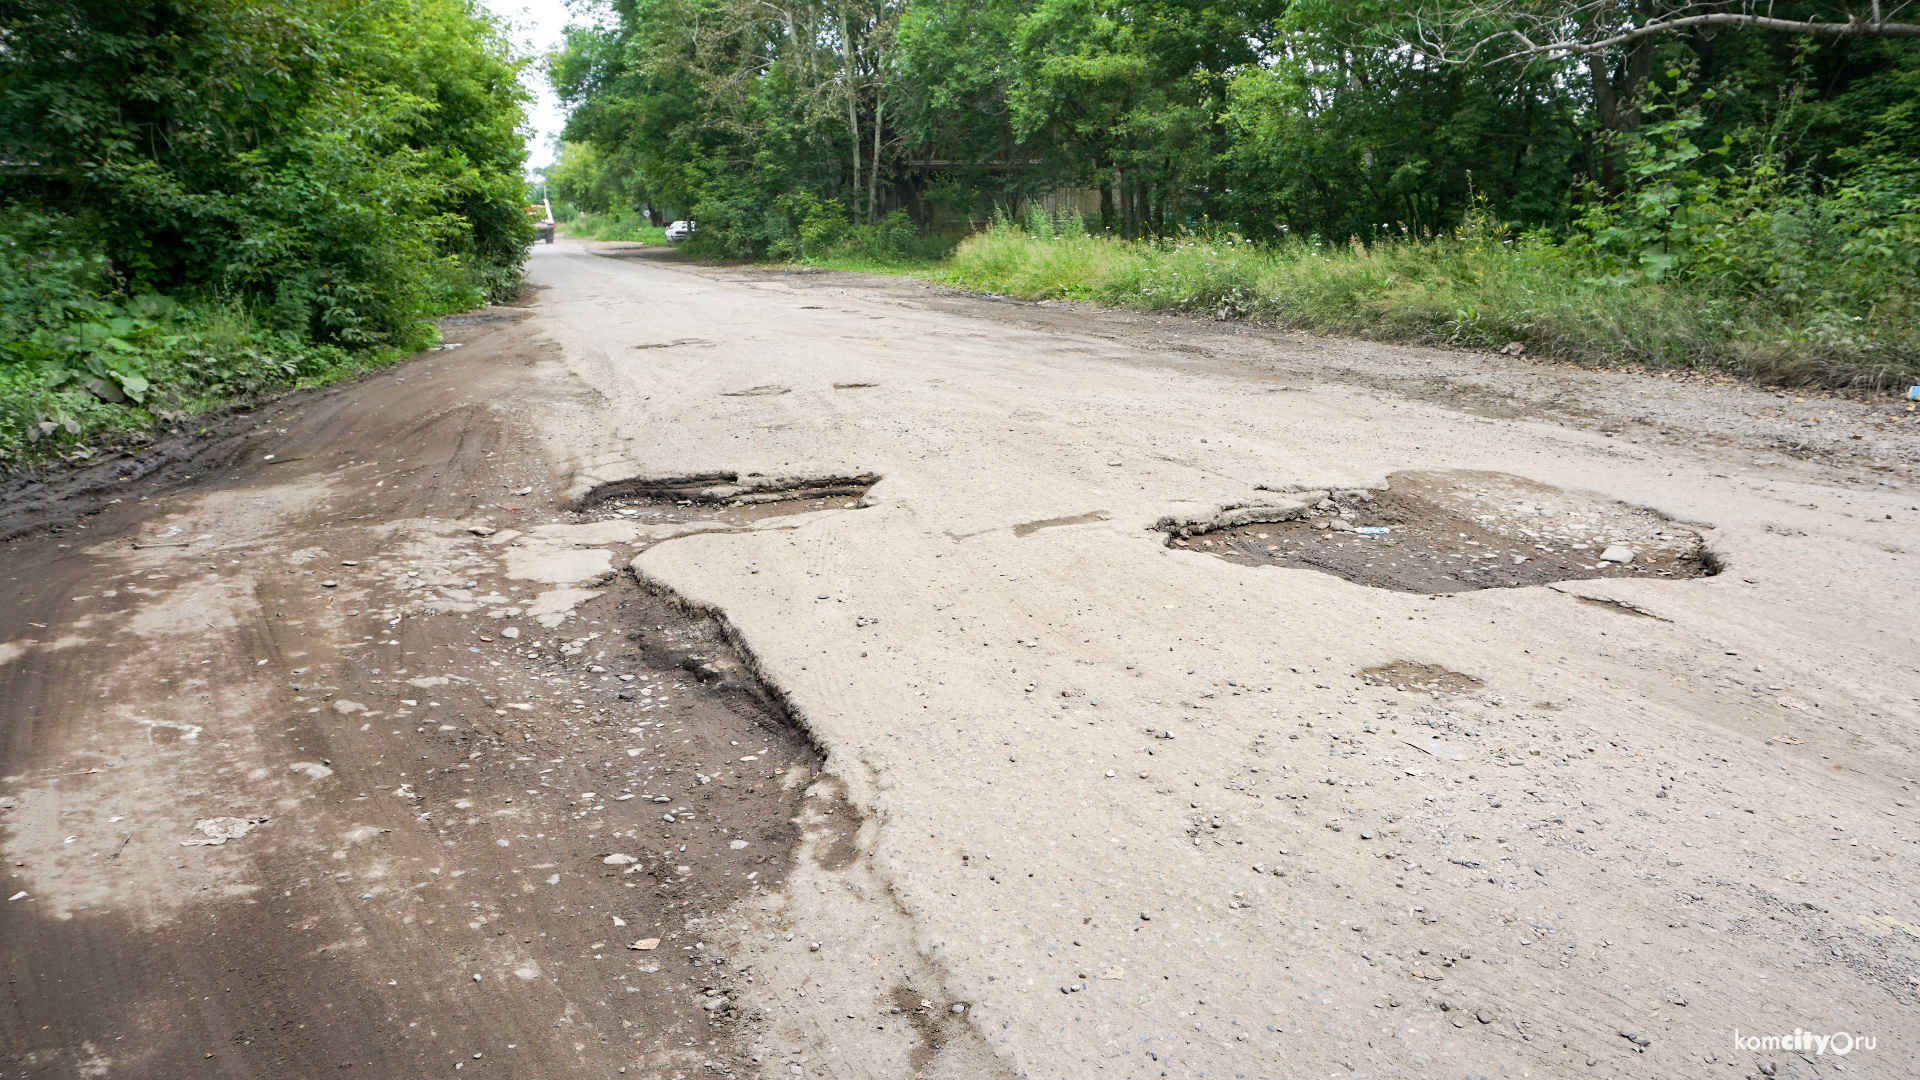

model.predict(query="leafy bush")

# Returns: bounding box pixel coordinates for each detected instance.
[563,209,668,244]
[0,0,534,472]
[0,209,374,466]
[941,204,1917,388]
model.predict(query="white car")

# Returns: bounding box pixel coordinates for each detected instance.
[665,220,695,244]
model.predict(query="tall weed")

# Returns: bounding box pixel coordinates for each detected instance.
[941,216,1915,387]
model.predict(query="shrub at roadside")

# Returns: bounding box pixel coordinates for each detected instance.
[0,0,534,471]
[0,210,376,462]
[940,108,1919,391]
[562,209,669,245]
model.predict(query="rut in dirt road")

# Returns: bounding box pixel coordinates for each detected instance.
[0,314,865,1080]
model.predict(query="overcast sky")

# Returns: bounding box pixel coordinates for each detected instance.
[483,0,575,170]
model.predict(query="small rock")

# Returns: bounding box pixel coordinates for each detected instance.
[467,525,496,536]
[628,938,660,951]
[320,580,338,588]
[1599,545,1636,564]
[603,853,639,866]
[181,816,268,847]
[1139,911,1152,921]
[1618,1030,1651,1047]
[1328,519,1356,533]
[950,1003,966,1014]
[1476,1009,1492,1024]
[1359,830,1376,840]
[500,626,520,639]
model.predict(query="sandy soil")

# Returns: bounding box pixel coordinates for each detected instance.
[4,239,1918,1080]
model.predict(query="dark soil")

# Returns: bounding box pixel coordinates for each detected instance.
[0,311,820,1080]
[1169,471,1717,593]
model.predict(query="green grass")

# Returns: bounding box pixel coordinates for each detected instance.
[933,224,1918,389]
[796,250,954,274]
[561,211,668,245]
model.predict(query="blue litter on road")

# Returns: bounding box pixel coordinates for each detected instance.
[1354,527,1391,535]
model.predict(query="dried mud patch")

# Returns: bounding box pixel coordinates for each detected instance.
[798,776,863,873]
[887,984,973,1073]
[1357,661,1483,695]
[1169,470,1716,593]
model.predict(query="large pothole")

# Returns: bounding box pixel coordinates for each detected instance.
[1165,470,1717,593]
[577,472,878,526]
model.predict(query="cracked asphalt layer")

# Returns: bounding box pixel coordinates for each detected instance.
[4,237,1918,1080]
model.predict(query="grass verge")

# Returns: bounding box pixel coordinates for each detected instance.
[934,224,1918,390]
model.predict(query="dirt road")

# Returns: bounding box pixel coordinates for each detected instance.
[5,239,1918,1080]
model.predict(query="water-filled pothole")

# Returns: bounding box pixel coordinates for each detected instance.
[1165,470,1716,593]
[578,472,879,527]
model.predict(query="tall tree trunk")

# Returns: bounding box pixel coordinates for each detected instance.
[1587,0,1659,192]
[868,97,884,224]
[843,6,860,213]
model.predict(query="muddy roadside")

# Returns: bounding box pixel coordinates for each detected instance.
[0,311,829,1079]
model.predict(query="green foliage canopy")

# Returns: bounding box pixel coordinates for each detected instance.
[0,0,534,344]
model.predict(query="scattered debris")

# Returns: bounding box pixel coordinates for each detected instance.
[180,816,268,847]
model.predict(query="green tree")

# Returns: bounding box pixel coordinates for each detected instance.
[0,0,533,344]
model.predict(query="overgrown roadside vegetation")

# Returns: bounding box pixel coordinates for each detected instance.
[541,0,1917,389]
[0,0,534,470]
[559,209,670,246]
[940,169,1918,389]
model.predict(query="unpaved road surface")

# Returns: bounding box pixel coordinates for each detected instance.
[5,238,1919,1080]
